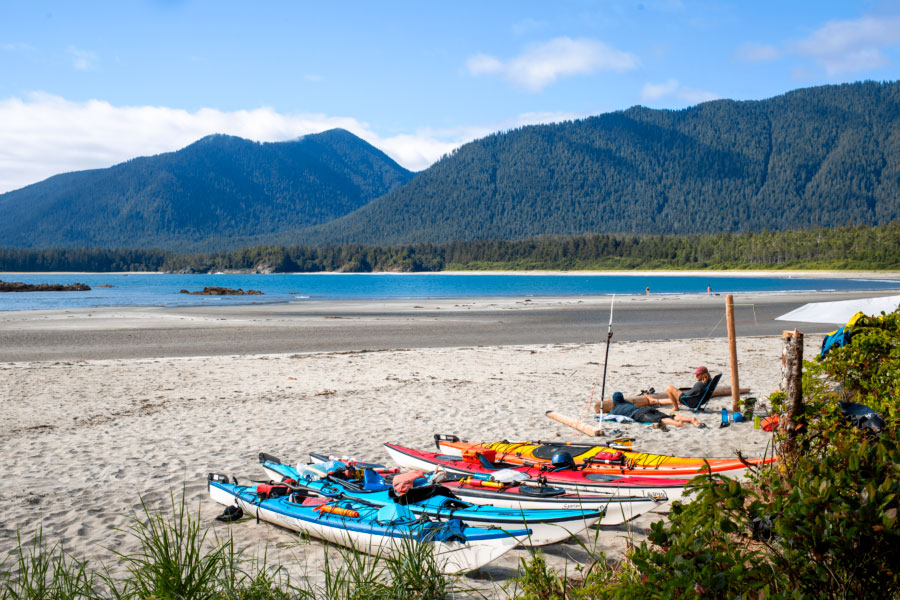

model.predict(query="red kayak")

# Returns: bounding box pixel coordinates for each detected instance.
[384,442,690,503]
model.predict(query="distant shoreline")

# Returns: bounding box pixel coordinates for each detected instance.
[3,269,900,279]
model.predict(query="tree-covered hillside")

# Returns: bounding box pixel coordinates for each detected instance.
[0,129,414,251]
[296,81,900,245]
[3,221,899,273]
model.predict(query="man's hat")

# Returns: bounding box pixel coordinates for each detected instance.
[694,366,708,375]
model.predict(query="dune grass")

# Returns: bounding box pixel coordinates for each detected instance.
[0,490,480,600]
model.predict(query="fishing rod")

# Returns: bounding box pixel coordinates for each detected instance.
[598,295,615,423]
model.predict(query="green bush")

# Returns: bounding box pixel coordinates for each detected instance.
[597,306,900,599]
[807,309,900,423]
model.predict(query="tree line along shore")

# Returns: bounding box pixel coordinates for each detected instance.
[1,221,899,274]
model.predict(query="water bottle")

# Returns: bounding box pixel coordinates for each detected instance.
[720,408,730,428]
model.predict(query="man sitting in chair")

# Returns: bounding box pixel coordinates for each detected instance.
[647,365,713,411]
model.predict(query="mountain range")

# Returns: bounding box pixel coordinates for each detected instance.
[2,80,899,251]
[0,129,413,251]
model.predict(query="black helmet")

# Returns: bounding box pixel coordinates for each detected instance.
[551,451,575,469]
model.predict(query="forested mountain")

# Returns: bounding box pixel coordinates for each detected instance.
[3,81,899,252]
[0,129,414,251]
[296,80,900,245]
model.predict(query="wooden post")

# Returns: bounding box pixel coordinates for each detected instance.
[726,294,740,412]
[780,329,804,450]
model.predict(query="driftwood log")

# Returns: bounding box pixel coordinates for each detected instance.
[593,385,750,413]
[546,411,603,437]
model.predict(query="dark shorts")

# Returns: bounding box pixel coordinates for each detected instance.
[632,407,673,424]
[679,394,702,409]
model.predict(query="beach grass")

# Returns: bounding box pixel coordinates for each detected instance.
[0,490,479,600]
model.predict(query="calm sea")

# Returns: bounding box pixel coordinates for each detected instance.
[1,272,899,312]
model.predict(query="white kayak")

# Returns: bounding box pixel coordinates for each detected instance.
[207,475,524,574]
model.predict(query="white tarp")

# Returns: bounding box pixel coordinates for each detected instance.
[776,295,900,325]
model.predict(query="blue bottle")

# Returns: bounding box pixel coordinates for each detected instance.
[720,408,729,427]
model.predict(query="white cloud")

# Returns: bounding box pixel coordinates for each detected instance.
[2,42,33,52]
[735,42,779,63]
[465,54,504,76]
[641,79,679,102]
[466,37,639,92]
[640,79,718,106]
[67,46,98,71]
[794,15,900,75]
[0,94,584,194]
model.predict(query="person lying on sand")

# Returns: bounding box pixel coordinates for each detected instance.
[609,391,706,429]
[642,365,712,411]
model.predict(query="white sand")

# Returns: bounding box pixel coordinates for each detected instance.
[0,332,822,594]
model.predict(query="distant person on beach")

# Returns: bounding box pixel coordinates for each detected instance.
[645,286,650,296]
[707,285,711,295]
[609,392,705,428]
[652,366,712,411]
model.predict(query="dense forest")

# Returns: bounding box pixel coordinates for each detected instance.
[1,82,899,252]
[2,221,898,273]
[0,129,413,252]
[297,80,900,245]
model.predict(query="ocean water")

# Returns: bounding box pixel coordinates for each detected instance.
[1,272,899,312]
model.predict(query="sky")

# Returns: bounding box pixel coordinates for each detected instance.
[2,1,900,193]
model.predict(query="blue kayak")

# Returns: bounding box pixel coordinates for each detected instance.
[207,475,525,574]
[258,453,603,545]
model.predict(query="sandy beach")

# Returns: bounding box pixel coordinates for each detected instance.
[0,290,894,595]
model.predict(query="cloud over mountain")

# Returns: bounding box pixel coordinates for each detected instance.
[467,37,639,91]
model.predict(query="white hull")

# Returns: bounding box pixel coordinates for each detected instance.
[208,484,519,574]
[385,445,688,507]
[446,488,663,525]
[258,464,600,545]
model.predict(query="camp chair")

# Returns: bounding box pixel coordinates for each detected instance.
[685,373,722,413]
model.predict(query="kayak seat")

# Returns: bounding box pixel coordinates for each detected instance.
[363,469,391,491]
[531,445,573,460]
[517,485,566,497]
[435,454,463,462]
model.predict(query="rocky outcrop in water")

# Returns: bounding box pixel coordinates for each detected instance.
[179,286,263,296]
[0,280,91,292]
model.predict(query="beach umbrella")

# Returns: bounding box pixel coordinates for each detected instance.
[775,295,900,325]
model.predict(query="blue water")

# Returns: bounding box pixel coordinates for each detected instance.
[1,272,898,312]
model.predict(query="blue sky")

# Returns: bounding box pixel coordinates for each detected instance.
[2,0,900,193]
